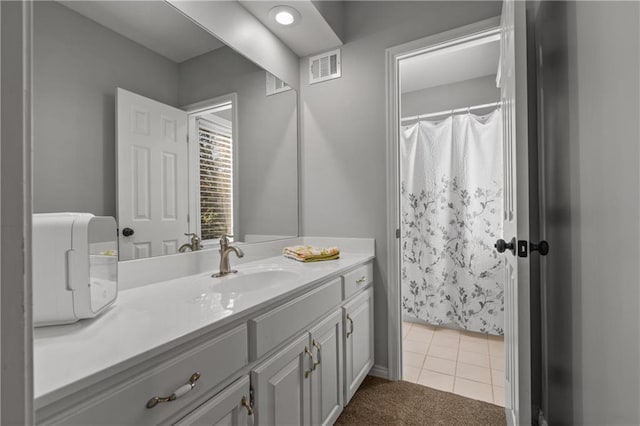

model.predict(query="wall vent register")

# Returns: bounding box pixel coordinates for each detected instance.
[265,72,291,96]
[309,49,341,84]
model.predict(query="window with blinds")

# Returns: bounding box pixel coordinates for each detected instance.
[198,118,233,240]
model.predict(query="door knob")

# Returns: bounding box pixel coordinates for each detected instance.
[122,227,134,237]
[530,240,549,256]
[495,237,516,255]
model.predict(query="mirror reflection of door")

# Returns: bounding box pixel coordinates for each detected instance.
[117,89,238,260]
[116,88,189,261]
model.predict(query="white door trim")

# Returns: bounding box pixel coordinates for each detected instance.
[384,16,501,382]
[183,93,239,244]
[1,0,34,422]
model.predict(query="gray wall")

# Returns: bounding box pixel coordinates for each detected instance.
[311,1,345,43]
[299,0,502,371]
[534,1,640,424]
[33,1,180,217]
[401,75,499,118]
[179,47,298,240]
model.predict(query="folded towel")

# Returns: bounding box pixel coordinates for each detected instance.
[283,245,340,262]
[285,252,340,262]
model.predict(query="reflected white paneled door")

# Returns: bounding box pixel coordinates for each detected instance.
[497,0,532,424]
[117,88,188,260]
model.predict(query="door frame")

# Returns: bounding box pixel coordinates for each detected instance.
[384,16,501,382]
[1,0,34,423]
[182,93,239,245]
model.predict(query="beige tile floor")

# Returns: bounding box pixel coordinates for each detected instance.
[402,321,505,406]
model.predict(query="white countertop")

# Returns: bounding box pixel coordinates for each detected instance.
[34,251,374,409]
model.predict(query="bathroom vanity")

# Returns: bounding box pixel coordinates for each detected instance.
[31,2,374,424]
[34,242,375,425]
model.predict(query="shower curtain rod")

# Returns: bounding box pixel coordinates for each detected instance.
[401,101,501,122]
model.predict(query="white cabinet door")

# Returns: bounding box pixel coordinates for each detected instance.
[251,333,312,426]
[174,376,251,426]
[343,287,374,404]
[309,309,343,426]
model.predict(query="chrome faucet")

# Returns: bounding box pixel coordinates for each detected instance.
[179,233,201,253]
[212,235,244,277]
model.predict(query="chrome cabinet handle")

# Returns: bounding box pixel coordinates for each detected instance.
[312,339,321,370]
[346,314,354,338]
[241,395,254,416]
[355,276,366,284]
[146,372,200,409]
[304,346,315,378]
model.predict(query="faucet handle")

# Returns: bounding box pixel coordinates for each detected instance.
[184,233,201,245]
[219,234,234,244]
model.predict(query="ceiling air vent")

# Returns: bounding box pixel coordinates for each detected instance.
[309,49,341,84]
[266,72,292,96]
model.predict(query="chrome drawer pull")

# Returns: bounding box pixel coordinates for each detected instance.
[146,372,201,409]
[241,395,254,416]
[304,346,315,378]
[312,339,322,370]
[355,276,366,284]
[346,314,354,338]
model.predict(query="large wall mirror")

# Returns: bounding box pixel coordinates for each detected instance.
[33,0,299,261]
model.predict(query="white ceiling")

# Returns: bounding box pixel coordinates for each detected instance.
[239,0,342,57]
[59,1,226,63]
[400,37,500,93]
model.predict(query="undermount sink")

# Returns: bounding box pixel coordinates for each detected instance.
[210,269,300,293]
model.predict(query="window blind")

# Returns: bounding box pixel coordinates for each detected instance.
[198,119,233,240]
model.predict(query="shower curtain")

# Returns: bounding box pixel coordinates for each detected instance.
[400,109,504,335]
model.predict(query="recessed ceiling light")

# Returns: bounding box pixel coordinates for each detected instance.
[269,5,300,26]
[276,11,295,25]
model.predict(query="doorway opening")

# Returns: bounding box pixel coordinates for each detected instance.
[185,94,239,247]
[386,18,505,406]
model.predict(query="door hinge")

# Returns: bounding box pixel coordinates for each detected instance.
[517,240,528,257]
[249,386,254,407]
[395,228,400,238]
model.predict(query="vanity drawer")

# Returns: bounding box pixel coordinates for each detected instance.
[342,262,373,300]
[249,278,342,360]
[56,325,248,426]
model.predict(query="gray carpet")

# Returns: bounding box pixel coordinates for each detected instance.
[335,376,506,425]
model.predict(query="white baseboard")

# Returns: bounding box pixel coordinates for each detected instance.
[369,364,389,379]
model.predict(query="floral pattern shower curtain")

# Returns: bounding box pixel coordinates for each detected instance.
[400,110,504,335]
